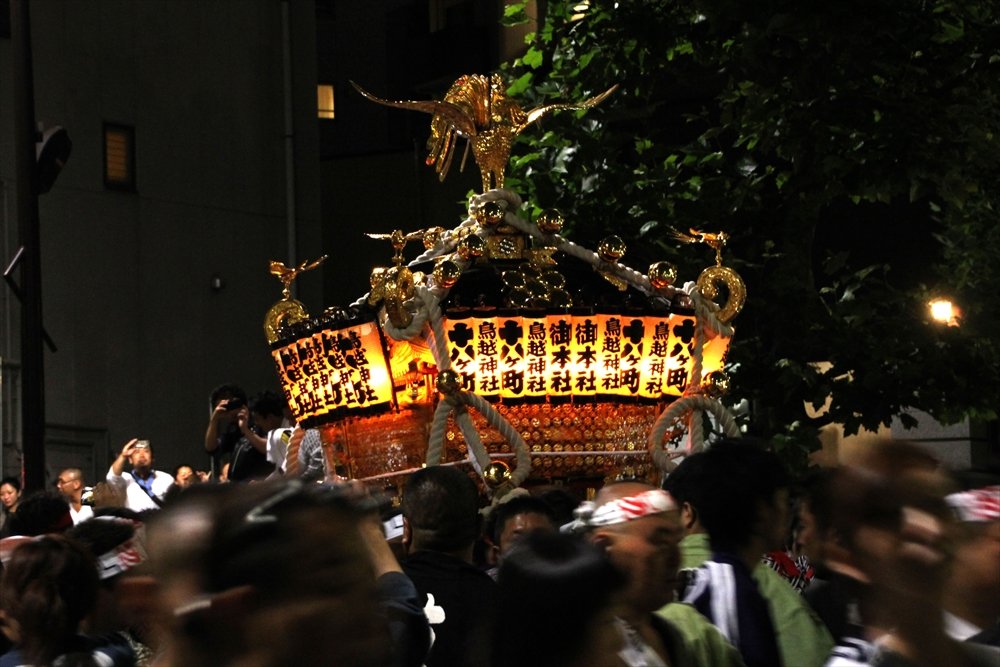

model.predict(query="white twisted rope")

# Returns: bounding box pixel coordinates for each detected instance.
[454,405,489,477]
[647,288,740,474]
[408,190,517,265]
[648,394,741,472]
[422,287,450,367]
[498,209,659,295]
[418,279,534,487]
[380,304,429,342]
[425,389,532,489]
[684,281,734,339]
[685,409,703,457]
[463,392,531,487]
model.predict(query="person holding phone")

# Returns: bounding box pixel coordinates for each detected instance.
[106,439,174,511]
[204,383,249,479]
[205,384,281,482]
[225,391,283,482]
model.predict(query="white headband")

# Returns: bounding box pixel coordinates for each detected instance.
[92,517,148,580]
[562,489,677,533]
[947,486,1000,523]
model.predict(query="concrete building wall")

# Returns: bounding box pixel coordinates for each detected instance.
[0,0,322,480]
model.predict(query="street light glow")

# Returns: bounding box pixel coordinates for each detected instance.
[928,298,960,327]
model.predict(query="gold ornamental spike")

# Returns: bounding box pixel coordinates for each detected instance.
[264,255,327,344]
[352,75,618,192]
[670,228,730,267]
[367,230,421,329]
[366,230,425,266]
[269,255,328,298]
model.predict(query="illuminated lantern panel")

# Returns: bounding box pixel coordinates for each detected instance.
[442,312,730,403]
[700,331,731,383]
[474,315,502,396]
[271,311,730,485]
[497,315,526,399]
[271,319,395,426]
[522,314,548,399]
[546,313,574,398]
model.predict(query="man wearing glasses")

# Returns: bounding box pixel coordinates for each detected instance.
[55,467,93,524]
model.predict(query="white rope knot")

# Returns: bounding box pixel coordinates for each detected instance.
[648,394,741,472]
[380,303,429,342]
[469,188,522,214]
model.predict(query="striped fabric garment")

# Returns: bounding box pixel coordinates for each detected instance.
[680,553,783,667]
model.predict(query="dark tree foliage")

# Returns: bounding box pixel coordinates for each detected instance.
[500,0,1000,469]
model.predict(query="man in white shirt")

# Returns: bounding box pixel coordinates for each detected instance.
[55,467,94,524]
[106,439,174,512]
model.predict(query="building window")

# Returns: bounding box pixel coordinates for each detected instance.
[103,123,135,191]
[317,84,335,120]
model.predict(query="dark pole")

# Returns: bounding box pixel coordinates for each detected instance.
[10,0,47,492]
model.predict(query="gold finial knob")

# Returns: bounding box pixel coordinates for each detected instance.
[598,236,626,262]
[648,261,678,290]
[437,369,461,395]
[536,209,565,234]
[701,370,731,398]
[423,226,445,250]
[433,259,462,288]
[483,461,512,489]
[475,202,505,228]
[457,234,486,260]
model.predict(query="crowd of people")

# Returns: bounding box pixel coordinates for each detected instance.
[0,383,996,667]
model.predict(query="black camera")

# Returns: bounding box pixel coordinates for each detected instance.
[224,397,245,411]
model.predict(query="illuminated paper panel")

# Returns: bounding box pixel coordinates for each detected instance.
[271,320,393,424]
[444,315,478,392]
[597,314,623,395]
[571,315,599,396]
[664,315,697,396]
[523,315,548,398]
[700,329,732,378]
[639,315,670,399]
[474,317,501,396]
[435,312,729,403]
[497,316,526,399]
[617,316,646,397]
[546,313,574,398]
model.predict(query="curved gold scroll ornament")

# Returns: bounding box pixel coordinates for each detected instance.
[671,228,746,324]
[696,266,746,323]
[382,265,416,329]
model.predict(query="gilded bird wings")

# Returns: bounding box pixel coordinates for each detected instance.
[520,84,619,130]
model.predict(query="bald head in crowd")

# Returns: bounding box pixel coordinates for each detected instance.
[588,482,683,616]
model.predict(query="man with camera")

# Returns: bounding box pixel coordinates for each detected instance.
[55,467,94,524]
[107,438,174,511]
[204,384,279,482]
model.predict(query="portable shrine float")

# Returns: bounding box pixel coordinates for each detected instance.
[263,74,746,499]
